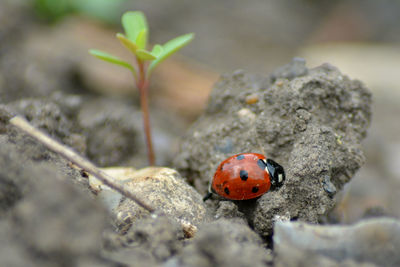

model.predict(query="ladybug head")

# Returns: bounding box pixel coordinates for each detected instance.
[266,159,285,190]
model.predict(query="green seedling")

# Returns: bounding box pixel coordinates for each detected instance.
[89,11,194,166]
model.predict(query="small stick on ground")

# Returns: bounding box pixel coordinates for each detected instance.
[9,116,155,213]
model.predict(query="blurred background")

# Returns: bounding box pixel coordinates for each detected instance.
[1,0,399,223]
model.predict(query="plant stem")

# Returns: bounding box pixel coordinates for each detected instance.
[137,61,155,166]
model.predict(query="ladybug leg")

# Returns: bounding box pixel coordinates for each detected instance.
[203,180,214,201]
[203,192,213,202]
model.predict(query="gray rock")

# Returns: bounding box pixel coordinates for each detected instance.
[114,167,210,230]
[274,218,400,267]
[275,248,377,267]
[174,59,372,236]
[166,219,271,267]
[270,57,308,81]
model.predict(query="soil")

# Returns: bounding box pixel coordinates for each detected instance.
[1,1,400,267]
[0,57,379,266]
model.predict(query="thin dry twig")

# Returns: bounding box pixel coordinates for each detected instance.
[9,115,155,213]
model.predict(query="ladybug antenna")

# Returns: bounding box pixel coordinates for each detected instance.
[203,181,214,201]
[203,181,215,202]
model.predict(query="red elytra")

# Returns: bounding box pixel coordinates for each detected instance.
[204,153,285,201]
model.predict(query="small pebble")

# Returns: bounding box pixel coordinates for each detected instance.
[245,94,259,104]
[237,108,256,121]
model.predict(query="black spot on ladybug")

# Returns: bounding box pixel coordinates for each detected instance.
[252,186,259,193]
[220,164,224,171]
[224,187,230,195]
[257,159,266,170]
[236,154,245,160]
[239,170,248,181]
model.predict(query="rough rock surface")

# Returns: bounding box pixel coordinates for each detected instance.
[165,219,271,267]
[114,167,210,230]
[275,250,377,267]
[174,58,372,236]
[274,218,400,267]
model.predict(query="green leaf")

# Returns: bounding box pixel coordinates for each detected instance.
[136,49,157,61]
[89,49,136,78]
[148,33,194,76]
[116,33,138,54]
[151,44,163,57]
[135,29,148,50]
[122,11,148,44]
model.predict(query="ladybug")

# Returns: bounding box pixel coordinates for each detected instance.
[203,153,285,201]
